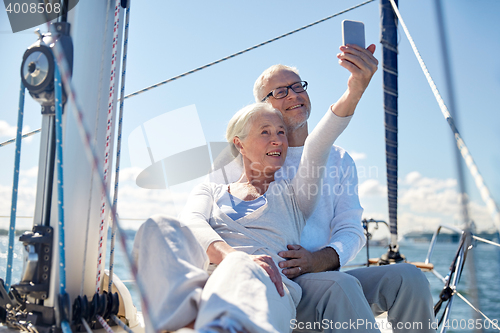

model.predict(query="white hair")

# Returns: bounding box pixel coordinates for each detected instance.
[253,64,300,102]
[226,103,284,157]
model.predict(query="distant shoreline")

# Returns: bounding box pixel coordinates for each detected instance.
[0,227,138,237]
[0,229,29,236]
[1,228,498,243]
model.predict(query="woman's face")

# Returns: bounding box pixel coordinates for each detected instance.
[236,110,288,177]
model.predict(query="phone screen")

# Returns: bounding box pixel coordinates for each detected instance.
[342,20,365,48]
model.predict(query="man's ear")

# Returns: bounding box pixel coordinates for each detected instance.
[233,137,244,155]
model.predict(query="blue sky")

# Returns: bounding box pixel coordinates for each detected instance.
[1,0,499,237]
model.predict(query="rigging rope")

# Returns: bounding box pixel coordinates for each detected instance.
[388,0,500,232]
[5,82,26,289]
[433,1,482,327]
[434,0,470,227]
[0,128,40,148]
[112,315,135,333]
[54,58,72,333]
[81,0,113,297]
[95,0,122,294]
[47,21,155,331]
[109,0,131,292]
[455,292,500,331]
[122,0,375,100]
[96,315,115,333]
[472,235,500,248]
[80,319,93,333]
[17,0,376,144]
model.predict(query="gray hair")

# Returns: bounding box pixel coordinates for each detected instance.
[226,103,284,157]
[253,64,300,102]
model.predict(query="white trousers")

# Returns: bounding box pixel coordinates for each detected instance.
[293,265,435,333]
[133,215,296,333]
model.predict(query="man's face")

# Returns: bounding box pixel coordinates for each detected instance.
[262,69,311,132]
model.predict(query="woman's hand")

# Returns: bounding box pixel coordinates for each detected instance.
[208,242,284,296]
[249,254,285,297]
[207,240,237,265]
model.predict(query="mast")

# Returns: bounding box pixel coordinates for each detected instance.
[379,0,404,263]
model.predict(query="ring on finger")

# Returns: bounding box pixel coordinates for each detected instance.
[298,266,302,272]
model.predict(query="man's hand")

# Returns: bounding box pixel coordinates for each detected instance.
[337,44,378,98]
[278,245,314,279]
[278,245,340,279]
[330,44,378,118]
[249,254,285,297]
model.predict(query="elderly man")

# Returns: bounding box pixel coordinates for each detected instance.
[254,45,434,333]
[211,43,434,333]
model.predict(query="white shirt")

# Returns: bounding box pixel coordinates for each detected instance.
[274,144,365,266]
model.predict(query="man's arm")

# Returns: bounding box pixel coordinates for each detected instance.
[279,150,365,278]
[277,43,376,278]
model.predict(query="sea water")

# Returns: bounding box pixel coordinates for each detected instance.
[0,233,499,332]
[349,241,500,332]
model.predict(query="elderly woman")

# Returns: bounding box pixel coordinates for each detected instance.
[133,102,352,333]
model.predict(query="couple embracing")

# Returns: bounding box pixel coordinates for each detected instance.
[133,43,434,333]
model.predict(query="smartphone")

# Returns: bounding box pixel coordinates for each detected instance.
[342,20,365,48]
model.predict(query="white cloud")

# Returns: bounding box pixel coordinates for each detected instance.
[0,120,17,138]
[362,212,386,221]
[116,185,188,218]
[398,172,494,232]
[399,172,461,217]
[106,167,194,229]
[109,166,143,186]
[360,171,494,235]
[0,120,34,144]
[401,171,457,190]
[404,171,421,185]
[23,166,39,178]
[0,182,37,230]
[397,213,444,236]
[468,200,494,231]
[349,151,367,161]
[2,166,494,236]
[358,179,387,198]
[0,165,190,231]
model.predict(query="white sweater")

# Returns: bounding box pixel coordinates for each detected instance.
[180,110,351,304]
[207,111,365,267]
